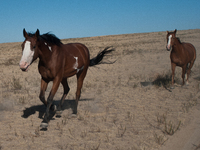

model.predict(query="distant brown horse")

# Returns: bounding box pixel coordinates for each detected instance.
[166,29,196,88]
[19,29,114,128]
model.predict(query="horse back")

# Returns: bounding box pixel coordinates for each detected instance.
[63,43,90,63]
[61,43,90,78]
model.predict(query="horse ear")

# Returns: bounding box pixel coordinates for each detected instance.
[23,28,28,39]
[167,31,169,34]
[35,29,40,38]
[174,29,177,34]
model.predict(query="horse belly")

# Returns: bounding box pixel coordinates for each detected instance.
[183,43,196,61]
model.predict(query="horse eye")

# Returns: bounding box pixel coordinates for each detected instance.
[33,46,36,49]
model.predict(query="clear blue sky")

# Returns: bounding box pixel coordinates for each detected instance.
[0,0,199,43]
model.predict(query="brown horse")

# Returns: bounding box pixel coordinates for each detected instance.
[19,29,114,128]
[166,29,196,88]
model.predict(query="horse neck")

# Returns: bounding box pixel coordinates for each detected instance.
[172,38,183,53]
[38,43,56,64]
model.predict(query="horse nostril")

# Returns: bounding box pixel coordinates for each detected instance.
[20,61,27,69]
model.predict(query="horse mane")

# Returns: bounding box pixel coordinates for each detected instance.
[26,32,63,46]
[40,33,63,46]
[176,37,182,44]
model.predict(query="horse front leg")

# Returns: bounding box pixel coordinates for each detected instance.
[39,78,56,111]
[39,78,48,106]
[171,63,176,89]
[56,79,70,117]
[40,76,61,129]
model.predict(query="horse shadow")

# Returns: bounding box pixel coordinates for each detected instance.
[21,98,94,119]
[194,76,200,81]
[140,74,172,92]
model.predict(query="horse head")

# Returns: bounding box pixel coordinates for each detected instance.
[19,29,40,71]
[166,29,177,51]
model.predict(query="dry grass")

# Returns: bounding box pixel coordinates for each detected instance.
[0,29,200,150]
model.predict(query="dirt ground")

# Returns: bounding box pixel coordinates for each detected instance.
[0,29,200,150]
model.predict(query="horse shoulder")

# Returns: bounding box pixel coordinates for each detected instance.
[170,51,181,64]
[38,48,65,80]
[38,60,54,80]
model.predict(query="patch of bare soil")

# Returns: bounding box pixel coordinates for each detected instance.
[0,29,200,150]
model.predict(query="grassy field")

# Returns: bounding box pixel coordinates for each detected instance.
[0,29,200,150]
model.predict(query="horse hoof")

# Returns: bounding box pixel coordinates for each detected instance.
[40,122,48,129]
[56,110,63,118]
[170,86,174,89]
[70,114,77,118]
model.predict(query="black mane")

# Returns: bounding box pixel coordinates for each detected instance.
[176,37,182,44]
[40,33,62,46]
[27,32,63,46]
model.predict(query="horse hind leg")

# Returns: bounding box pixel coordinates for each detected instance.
[171,63,176,89]
[186,61,195,85]
[73,69,87,115]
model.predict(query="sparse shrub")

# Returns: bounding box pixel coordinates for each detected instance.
[89,142,100,150]
[35,126,40,137]
[156,113,181,135]
[68,128,75,138]
[11,76,22,90]
[153,132,165,145]
[164,120,181,135]
[61,115,68,125]
[4,58,16,66]
[156,113,166,126]
[19,96,26,104]
[182,99,197,113]
[80,130,87,138]
[117,124,126,137]
[89,125,101,133]
[126,111,134,123]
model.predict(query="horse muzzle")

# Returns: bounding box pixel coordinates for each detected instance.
[166,45,171,51]
[19,61,30,72]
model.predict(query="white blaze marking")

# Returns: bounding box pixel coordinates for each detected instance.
[167,35,172,48]
[20,41,34,65]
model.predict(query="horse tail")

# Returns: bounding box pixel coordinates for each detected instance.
[89,47,115,66]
